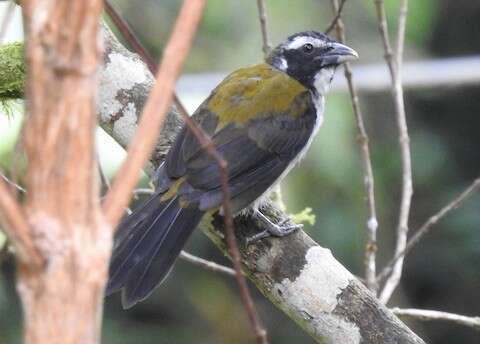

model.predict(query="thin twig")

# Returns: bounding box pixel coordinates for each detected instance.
[1,172,26,193]
[330,0,378,292]
[180,250,236,277]
[377,177,480,283]
[218,152,268,344]
[392,308,480,331]
[133,188,154,196]
[256,0,271,57]
[0,174,43,266]
[373,0,413,304]
[395,0,408,69]
[325,0,347,35]
[103,0,206,226]
[104,2,268,342]
[0,1,16,43]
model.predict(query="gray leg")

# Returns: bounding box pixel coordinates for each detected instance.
[246,209,303,244]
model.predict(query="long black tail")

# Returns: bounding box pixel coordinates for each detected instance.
[106,193,204,308]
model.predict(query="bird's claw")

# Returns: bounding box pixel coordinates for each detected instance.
[245,210,302,245]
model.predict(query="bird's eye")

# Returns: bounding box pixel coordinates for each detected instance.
[302,43,314,53]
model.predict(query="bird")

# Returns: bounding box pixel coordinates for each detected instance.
[106,31,358,308]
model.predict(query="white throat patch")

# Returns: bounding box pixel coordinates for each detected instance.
[313,67,335,96]
[277,58,288,71]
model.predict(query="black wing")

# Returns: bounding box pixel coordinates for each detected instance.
[158,92,317,213]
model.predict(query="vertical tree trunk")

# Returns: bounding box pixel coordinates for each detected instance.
[17,228,110,343]
[16,1,110,343]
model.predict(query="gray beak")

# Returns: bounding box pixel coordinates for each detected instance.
[319,42,359,66]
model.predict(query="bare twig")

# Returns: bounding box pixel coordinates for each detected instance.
[218,156,268,344]
[180,250,236,277]
[378,177,480,283]
[373,0,413,304]
[372,1,395,76]
[325,0,347,35]
[104,3,268,342]
[330,0,379,292]
[0,1,16,43]
[0,176,43,266]
[392,308,480,331]
[1,172,26,193]
[256,0,271,57]
[103,0,206,227]
[132,188,154,196]
[396,0,408,69]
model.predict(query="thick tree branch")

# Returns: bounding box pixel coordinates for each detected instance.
[18,1,110,343]
[103,0,206,227]
[0,42,24,99]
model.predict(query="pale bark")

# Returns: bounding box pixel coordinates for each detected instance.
[15,1,110,343]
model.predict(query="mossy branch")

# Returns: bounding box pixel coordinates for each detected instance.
[0,42,25,100]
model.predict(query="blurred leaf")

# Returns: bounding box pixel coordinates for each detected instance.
[291,207,316,226]
[384,0,435,45]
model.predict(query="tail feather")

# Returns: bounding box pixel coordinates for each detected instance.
[122,206,202,308]
[113,192,164,248]
[107,196,177,294]
[106,194,204,308]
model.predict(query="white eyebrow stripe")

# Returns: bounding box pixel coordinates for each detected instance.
[286,36,324,50]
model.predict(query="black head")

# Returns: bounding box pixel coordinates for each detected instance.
[267,31,358,92]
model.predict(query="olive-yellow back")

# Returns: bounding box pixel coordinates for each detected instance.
[207,63,309,126]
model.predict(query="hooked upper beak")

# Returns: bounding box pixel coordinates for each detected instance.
[318,42,359,66]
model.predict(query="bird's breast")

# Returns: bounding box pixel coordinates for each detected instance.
[251,93,325,211]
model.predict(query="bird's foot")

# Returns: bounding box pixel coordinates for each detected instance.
[246,209,302,245]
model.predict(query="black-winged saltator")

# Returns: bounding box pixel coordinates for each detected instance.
[107,31,358,308]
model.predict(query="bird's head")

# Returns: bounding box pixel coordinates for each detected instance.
[267,31,358,95]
